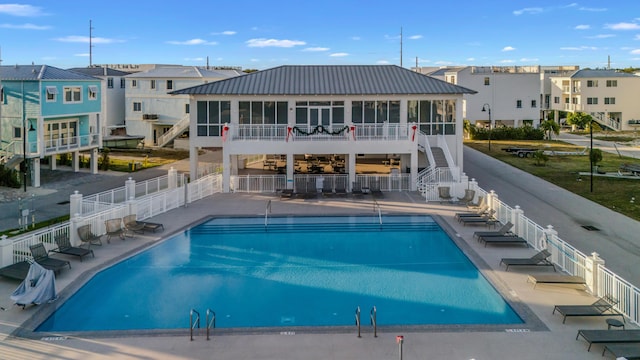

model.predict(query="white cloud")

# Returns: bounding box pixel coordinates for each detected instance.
[520,57,539,62]
[500,59,516,63]
[575,24,590,30]
[166,39,217,45]
[502,46,516,52]
[579,7,607,12]
[466,57,475,61]
[408,35,423,40]
[212,31,236,36]
[376,60,390,64]
[586,34,615,39]
[0,23,50,30]
[329,52,349,57]
[246,38,306,48]
[631,49,640,55]
[513,7,543,15]
[605,22,640,30]
[560,46,599,51]
[351,36,361,41]
[636,35,640,40]
[303,47,329,52]
[434,61,453,65]
[0,4,46,16]
[55,36,124,44]
[74,53,89,57]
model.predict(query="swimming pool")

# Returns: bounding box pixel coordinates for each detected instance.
[35,215,522,332]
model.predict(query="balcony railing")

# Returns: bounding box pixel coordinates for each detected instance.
[44,134,99,154]
[231,124,413,142]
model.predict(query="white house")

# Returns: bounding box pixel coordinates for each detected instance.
[171,65,476,193]
[549,69,640,130]
[124,65,243,147]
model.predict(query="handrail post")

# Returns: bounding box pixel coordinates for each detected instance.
[355,306,361,338]
[206,309,216,341]
[370,306,377,337]
[190,309,200,341]
[265,200,272,227]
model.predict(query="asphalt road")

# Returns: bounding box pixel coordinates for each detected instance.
[463,145,640,285]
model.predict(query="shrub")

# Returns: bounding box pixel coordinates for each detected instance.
[468,124,544,141]
[0,165,21,188]
[532,150,549,166]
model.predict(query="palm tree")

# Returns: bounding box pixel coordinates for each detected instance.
[540,119,560,140]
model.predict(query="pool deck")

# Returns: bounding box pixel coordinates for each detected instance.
[0,191,632,359]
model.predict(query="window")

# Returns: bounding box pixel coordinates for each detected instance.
[606,80,618,87]
[587,80,598,87]
[241,101,289,124]
[604,97,616,105]
[407,99,456,135]
[554,96,560,104]
[131,79,138,88]
[133,102,142,112]
[166,80,173,90]
[13,127,21,139]
[120,78,126,88]
[531,100,537,108]
[150,80,156,89]
[107,77,114,88]
[196,101,231,136]
[46,86,58,102]
[351,100,399,123]
[587,97,598,105]
[63,87,81,103]
[185,103,190,114]
[88,85,98,100]
[0,86,3,103]
[516,100,522,108]
[484,77,490,86]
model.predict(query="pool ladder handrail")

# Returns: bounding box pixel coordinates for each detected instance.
[190,309,200,341]
[265,199,272,227]
[355,306,361,338]
[373,200,382,227]
[206,308,216,341]
[370,306,377,337]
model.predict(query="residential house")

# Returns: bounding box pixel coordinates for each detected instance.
[0,65,102,187]
[171,65,476,193]
[549,69,640,130]
[124,65,243,148]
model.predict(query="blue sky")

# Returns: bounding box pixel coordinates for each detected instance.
[0,1,639,70]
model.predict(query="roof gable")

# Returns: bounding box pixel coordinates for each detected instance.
[171,65,476,96]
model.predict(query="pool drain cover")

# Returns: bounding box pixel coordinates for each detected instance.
[581,225,600,231]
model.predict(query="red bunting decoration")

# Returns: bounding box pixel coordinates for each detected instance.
[411,125,417,142]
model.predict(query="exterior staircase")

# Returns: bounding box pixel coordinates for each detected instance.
[156,115,190,147]
[429,147,450,168]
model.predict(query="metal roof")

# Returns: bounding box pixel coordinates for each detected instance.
[68,67,132,77]
[170,65,477,96]
[570,69,639,78]
[0,65,99,81]
[125,65,242,79]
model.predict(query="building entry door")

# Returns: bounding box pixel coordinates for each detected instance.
[309,107,331,127]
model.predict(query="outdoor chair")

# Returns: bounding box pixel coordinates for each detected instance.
[467,195,485,209]
[473,221,514,239]
[477,234,528,247]
[499,249,554,271]
[29,243,71,275]
[455,204,489,220]
[553,296,624,324]
[123,214,146,237]
[51,233,94,262]
[321,181,334,197]
[456,189,475,205]
[352,181,364,198]
[77,224,103,249]
[438,186,453,203]
[370,180,383,198]
[576,329,640,352]
[104,218,125,243]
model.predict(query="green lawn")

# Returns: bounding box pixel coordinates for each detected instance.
[465,139,640,221]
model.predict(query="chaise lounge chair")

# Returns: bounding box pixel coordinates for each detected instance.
[50,233,94,262]
[478,233,528,247]
[459,210,496,226]
[438,186,453,203]
[527,274,586,289]
[454,204,489,220]
[77,224,103,249]
[500,249,555,271]
[29,243,71,275]
[602,344,640,359]
[0,260,31,281]
[473,221,514,239]
[553,296,624,324]
[104,218,125,243]
[123,214,146,237]
[576,329,640,352]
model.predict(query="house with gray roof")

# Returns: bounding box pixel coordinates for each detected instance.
[124,65,243,147]
[0,65,102,188]
[172,65,476,194]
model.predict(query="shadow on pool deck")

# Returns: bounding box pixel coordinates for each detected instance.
[0,192,625,359]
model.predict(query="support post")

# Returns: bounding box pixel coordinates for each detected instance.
[125,177,136,201]
[585,252,605,295]
[0,235,12,268]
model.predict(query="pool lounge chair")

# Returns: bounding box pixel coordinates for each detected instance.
[576,329,640,351]
[123,214,146,237]
[478,234,528,247]
[527,274,586,289]
[50,233,94,261]
[459,211,496,227]
[500,249,554,271]
[473,221,514,239]
[370,180,383,198]
[77,224,103,249]
[29,243,71,275]
[454,205,490,220]
[438,186,453,203]
[553,296,624,324]
[602,343,640,359]
[0,260,31,281]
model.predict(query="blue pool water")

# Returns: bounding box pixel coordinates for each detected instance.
[36,215,522,332]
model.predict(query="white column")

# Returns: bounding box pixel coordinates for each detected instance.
[347,153,356,191]
[286,153,294,189]
[0,235,12,268]
[511,206,523,237]
[70,213,82,247]
[189,145,198,181]
[72,151,79,172]
[222,152,231,193]
[50,155,57,170]
[125,177,136,201]
[33,157,41,188]
[168,167,178,189]
[69,191,83,218]
[91,148,98,174]
[410,151,418,191]
[584,252,605,296]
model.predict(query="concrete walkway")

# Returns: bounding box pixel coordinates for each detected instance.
[556,131,640,159]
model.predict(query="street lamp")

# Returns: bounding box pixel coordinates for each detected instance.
[22,120,34,192]
[481,104,492,151]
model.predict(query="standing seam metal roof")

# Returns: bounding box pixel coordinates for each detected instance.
[170,65,477,96]
[0,65,99,81]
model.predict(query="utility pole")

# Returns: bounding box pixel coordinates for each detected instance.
[399,27,403,67]
[89,20,94,67]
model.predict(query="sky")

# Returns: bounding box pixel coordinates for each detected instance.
[0,1,639,71]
